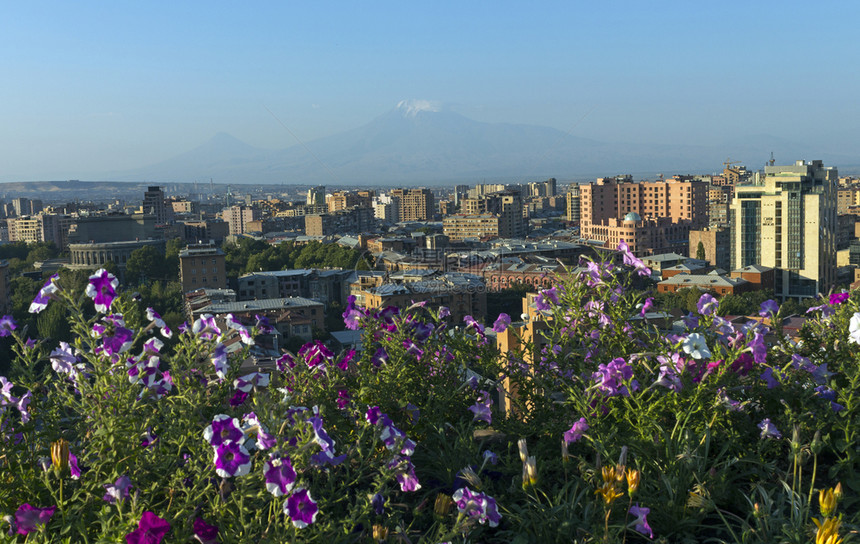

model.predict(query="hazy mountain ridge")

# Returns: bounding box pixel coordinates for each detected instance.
[52,104,860,184]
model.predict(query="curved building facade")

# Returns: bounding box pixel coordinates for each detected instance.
[68,239,165,272]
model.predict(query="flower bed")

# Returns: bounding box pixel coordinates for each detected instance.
[0,246,858,543]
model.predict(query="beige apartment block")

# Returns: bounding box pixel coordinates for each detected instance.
[730,160,837,300]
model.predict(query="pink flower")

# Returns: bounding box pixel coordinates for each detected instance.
[563,417,589,444]
[13,504,56,535]
[284,488,318,529]
[126,511,170,544]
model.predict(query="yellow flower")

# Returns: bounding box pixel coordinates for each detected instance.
[601,465,616,484]
[50,439,69,473]
[833,482,843,501]
[595,483,623,505]
[372,524,389,542]
[813,516,842,544]
[819,487,837,518]
[626,469,640,495]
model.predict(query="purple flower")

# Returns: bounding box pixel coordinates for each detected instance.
[103,475,133,504]
[629,503,654,538]
[0,315,16,337]
[276,352,295,371]
[126,511,170,544]
[29,274,60,314]
[342,295,365,330]
[203,415,244,447]
[483,449,499,465]
[16,390,32,423]
[233,372,270,393]
[337,349,356,371]
[759,299,779,317]
[563,417,589,445]
[284,488,319,529]
[263,456,297,497]
[242,412,277,450]
[697,294,719,317]
[534,287,559,311]
[193,314,222,340]
[86,268,119,314]
[593,357,637,397]
[193,518,219,544]
[254,314,274,334]
[758,418,782,439]
[747,331,767,364]
[336,389,351,409]
[12,504,56,535]
[69,451,81,479]
[618,240,652,277]
[829,292,850,305]
[468,390,493,425]
[229,390,248,407]
[492,313,511,333]
[639,297,654,317]
[452,487,501,527]
[145,308,172,338]
[372,493,385,515]
[213,441,252,478]
[390,456,422,492]
[211,343,230,379]
[371,347,389,368]
[438,306,451,319]
[50,342,79,376]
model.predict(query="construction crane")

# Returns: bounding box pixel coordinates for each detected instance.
[723,158,742,171]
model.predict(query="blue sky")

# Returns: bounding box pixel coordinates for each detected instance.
[2,1,859,180]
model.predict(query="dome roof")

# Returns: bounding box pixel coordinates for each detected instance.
[623,212,642,222]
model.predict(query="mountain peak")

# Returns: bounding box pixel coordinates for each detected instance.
[395,99,441,117]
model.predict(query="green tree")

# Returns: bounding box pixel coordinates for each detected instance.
[125,246,167,285]
[696,241,706,261]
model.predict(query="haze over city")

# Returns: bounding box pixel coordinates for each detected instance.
[3,1,860,182]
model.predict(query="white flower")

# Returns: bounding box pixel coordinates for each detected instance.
[849,313,860,345]
[682,333,711,360]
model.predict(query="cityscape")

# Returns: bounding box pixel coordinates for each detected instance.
[4,2,860,542]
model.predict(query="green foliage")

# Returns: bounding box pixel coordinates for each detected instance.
[696,241,706,261]
[222,240,365,278]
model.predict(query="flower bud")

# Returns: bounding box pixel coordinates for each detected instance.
[819,487,837,518]
[626,469,640,495]
[372,524,389,542]
[51,439,69,474]
[434,494,452,517]
[526,456,538,487]
[561,439,569,463]
[518,438,528,463]
[601,465,616,484]
[834,482,843,501]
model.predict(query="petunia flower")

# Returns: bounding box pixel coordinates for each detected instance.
[126,511,170,544]
[829,292,849,305]
[193,518,219,544]
[13,504,56,535]
[284,488,319,529]
[193,314,222,340]
[697,294,719,317]
[452,487,501,527]
[639,297,654,317]
[468,390,493,425]
[492,313,511,333]
[211,343,230,379]
[849,313,860,345]
[263,456,297,497]
[203,415,244,447]
[0,315,16,337]
[758,418,782,439]
[213,441,252,478]
[103,475,133,504]
[145,308,173,338]
[682,333,711,360]
[563,417,589,445]
[629,503,654,538]
[759,299,779,317]
[86,269,119,314]
[50,342,79,377]
[29,274,60,314]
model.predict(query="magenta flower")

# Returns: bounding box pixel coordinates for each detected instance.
[193,314,221,340]
[213,441,251,477]
[12,504,55,535]
[28,274,60,314]
[126,511,170,544]
[390,456,422,492]
[69,451,81,479]
[534,287,559,311]
[233,372,270,393]
[86,268,119,314]
[0,315,16,337]
[452,487,501,527]
[103,475,133,504]
[629,503,654,538]
[193,518,219,544]
[263,456,297,497]
[492,313,512,333]
[284,488,319,528]
[639,297,654,317]
[563,417,589,445]
[242,412,277,450]
[145,308,173,338]
[203,415,243,447]
[830,292,850,305]
[371,347,389,368]
[276,352,295,371]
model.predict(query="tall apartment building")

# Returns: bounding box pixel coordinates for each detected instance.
[143,186,169,224]
[307,186,326,207]
[179,244,227,292]
[579,175,709,254]
[566,185,581,223]
[730,160,838,300]
[373,194,400,223]
[7,213,75,248]
[443,214,501,241]
[221,205,261,235]
[305,206,374,236]
[390,188,434,222]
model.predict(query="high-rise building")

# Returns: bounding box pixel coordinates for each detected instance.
[566,185,581,223]
[143,186,169,225]
[221,205,261,235]
[179,244,227,292]
[307,186,326,207]
[729,160,838,300]
[373,194,400,223]
[390,188,434,222]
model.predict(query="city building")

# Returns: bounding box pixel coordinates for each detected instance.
[689,227,731,270]
[0,260,10,315]
[373,194,400,223]
[657,273,753,296]
[237,269,355,306]
[68,239,165,281]
[390,188,434,221]
[221,205,261,235]
[729,160,838,300]
[7,213,74,248]
[307,186,326,207]
[305,206,374,236]
[66,214,157,244]
[142,186,169,225]
[179,244,228,292]
[443,214,501,241]
[566,185,581,223]
[192,297,324,342]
